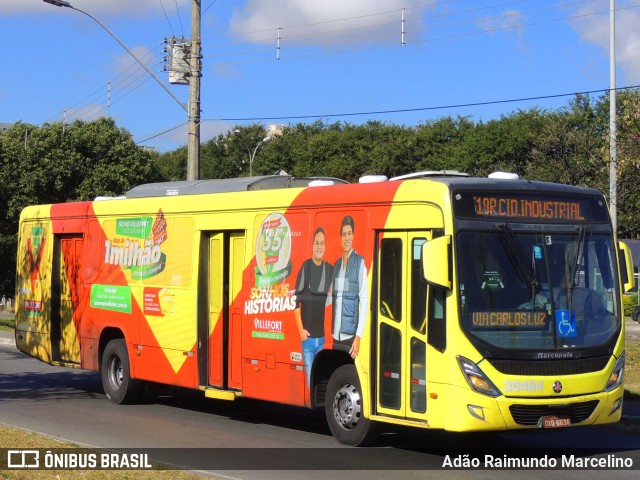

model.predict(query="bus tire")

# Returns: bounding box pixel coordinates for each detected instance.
[101,339,142,405]
[325,364,378,446]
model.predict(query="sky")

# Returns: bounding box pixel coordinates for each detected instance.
[2,0,640,153]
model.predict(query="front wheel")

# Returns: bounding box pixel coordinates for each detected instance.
[325,364,378,446]
[101,339,143,404]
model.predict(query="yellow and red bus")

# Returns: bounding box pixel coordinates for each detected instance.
[15,171,633,445]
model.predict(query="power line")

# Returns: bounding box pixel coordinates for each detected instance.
[136,121,188,144]
[45,44,167,124]
[201,0,471,40]
[43,1,638,149]
[204,2,640,66]
[174,0,185,38]
[205,85,640,122]
[200,0,588,46]
[203,0,220,16]
[159,0,175,37]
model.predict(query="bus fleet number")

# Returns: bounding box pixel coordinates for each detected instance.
[503,380,543,393]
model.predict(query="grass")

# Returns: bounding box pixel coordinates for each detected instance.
[624,336,640,399]
[0,424,213,479]
[0,313,14,331]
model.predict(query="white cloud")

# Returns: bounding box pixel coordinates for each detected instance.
[570,4,640,83]
[229,0,432,47]
[476,9,526,40]
[476,9,527,51]
[477,9,525,31]
[4,0,188,16]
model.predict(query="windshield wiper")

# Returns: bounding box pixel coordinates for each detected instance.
[494,223,539,288]
[572,226,589,288]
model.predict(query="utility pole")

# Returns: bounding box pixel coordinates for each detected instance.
[187,0,201,181]
[44,0,201,181]
[609,0,617,233]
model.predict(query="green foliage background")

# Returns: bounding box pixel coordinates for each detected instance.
[0,118,163,295]
[2,91,640,296]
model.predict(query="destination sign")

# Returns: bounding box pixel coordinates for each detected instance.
[473,197,584,220]
[453,191,609,223]
[471,311,548,330]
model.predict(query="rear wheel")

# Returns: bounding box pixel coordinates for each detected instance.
[325,364,378,446]
[101,339,143,404]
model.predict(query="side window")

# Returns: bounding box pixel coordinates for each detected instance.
[411,238,427,334]
[379,238,402,322]
[379,322,402,409]
[425,230,447,352]
[428,285,446,352]
[410,337,427,413]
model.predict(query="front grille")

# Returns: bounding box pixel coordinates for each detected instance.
[509,400,599,426]
[489,356,609,376]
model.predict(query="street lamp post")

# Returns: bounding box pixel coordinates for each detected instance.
[43,0,201,180]
[248,136,272,176]
[43,0,186,111]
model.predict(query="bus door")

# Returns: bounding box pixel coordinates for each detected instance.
[375,231,430,422]
[198,231,245,391]
[51,234,83,364]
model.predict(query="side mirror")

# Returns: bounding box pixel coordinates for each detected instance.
[422,235,452,289]
[618,241,635,293]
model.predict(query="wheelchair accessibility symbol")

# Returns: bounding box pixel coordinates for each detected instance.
[555,309,577,338]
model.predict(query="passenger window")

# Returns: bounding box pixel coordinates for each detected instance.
[411,238,427,334]
[380,238,403,322]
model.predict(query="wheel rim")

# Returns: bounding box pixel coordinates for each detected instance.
[107,355,124,391]
[332,382,362,430]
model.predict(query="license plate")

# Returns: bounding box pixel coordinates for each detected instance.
[538,416,571,428]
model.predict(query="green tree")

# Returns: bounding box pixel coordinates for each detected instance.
[0,118,162,295]
[153,146,187,181]
[413,116,475,174]
[605,90,640,237]
[527,95,606,188]
[461,109,546,177]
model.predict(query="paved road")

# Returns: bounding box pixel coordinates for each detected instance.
[1,330,639,479]
[627,317,640,338]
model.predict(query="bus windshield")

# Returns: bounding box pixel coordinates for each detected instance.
[457,228,619,350]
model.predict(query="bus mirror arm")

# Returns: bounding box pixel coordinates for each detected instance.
[422,235,452,289]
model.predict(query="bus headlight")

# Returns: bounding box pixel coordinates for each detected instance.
[604,352,625,392]
[457,356,501,397]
